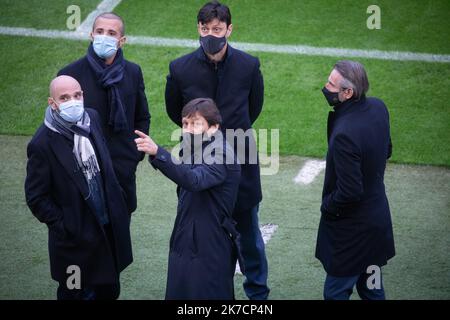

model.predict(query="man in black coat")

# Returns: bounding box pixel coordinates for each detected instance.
[316,60,395,300]
[164,1,269,300]
[25,76,133,299]
[58,12,150,214]
[135,98,242,299]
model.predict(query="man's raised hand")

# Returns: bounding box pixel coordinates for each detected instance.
[135,130,158,156]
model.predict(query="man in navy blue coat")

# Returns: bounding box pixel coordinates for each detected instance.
[316,60,395,300]
[58,12,150,214]
[164,1,269,300]
[135,98,242,299]
[25,76,133,299]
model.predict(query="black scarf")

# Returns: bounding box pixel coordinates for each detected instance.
[86,43,128,132]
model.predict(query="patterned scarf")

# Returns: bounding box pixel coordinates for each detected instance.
[44,106,100,182]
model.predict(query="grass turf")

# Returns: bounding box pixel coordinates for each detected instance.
[115,0,450,54]
[3,0,449,55]
[0,0,98,31]
[0,135,449,299]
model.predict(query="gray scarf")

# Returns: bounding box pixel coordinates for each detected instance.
[44,106,100,182]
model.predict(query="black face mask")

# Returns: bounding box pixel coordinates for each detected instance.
[322,87,341,106]
[199,35,227,55]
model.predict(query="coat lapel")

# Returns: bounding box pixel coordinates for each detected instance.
[88,117,109,179]
[48,131,90,200]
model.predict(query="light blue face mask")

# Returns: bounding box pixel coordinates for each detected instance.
[92,35,119,59]
[57,100,84,123]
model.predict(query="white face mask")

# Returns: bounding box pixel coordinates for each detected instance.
[92,35,119,59]
[57,100,84,123]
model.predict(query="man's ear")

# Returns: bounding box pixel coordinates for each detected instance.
[118,36,127,48]
[345,88,354,100]
[90,31,94,42]
[48,97,57,110]
[226,24,233,38]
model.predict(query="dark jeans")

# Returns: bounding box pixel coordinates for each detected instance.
[234,204,270,300]
[324,271,385,300]
[57,282,120,300]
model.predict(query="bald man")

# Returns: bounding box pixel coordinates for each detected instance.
[58,12,150,214]
[25,76,133,300]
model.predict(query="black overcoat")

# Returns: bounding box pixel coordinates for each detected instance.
[316,96,395,277]
[25,109,133,285]
[150,136,241,299]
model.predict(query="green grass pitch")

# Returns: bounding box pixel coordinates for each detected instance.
[0,0,449,299]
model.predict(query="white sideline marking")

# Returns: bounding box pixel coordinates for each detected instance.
[76,0,123,33]
[235,42,450,63]
[0,26,88,40]
[0,26,449,63]
[235,223,278,275]
[293,160,326,185]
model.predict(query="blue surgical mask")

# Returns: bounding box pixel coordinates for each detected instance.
[57,100,84,123]
[92,35,119,59]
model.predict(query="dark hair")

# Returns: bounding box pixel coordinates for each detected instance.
[197,1,231,27]
[182,98,222,127]
[333,60,369,100]
[93,12,125,36]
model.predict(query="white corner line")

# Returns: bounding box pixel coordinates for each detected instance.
[76,0,123,33]
[293,160,326,185]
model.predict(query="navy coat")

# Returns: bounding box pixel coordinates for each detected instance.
[150,136,241,299]
[25,109,133,285]
[315,96,395,277]
[165,46,263,212]
[58,53,150,213]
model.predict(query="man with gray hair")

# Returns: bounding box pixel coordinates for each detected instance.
[316,60,395,300]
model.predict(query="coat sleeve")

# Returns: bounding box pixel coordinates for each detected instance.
[134,66,151,134]
[89,109,127,196]
[321,133,364,216]
[150,147,227,192]
[24,142,64,228]
[248,58,264,124]
[386,107,393,160]
[165,62,183,127]
[134,66,151,161]
[387,136,393,159]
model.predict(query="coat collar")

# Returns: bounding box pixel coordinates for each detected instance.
[332,95,367,118]
[327,96,367,142]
